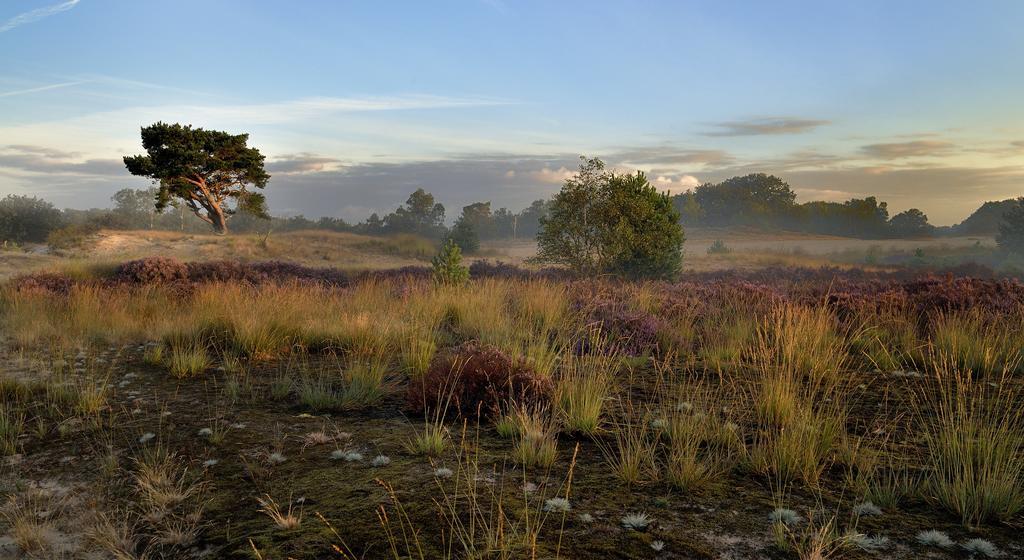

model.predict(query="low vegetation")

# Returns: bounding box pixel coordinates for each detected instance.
[1,259,1022,558]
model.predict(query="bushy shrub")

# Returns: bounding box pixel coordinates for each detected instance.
[535,157,684,279]
[250,260,351,286]
[406,342,553,419]
[9,272,74,295]
[0,195,64,244]
[468,260,572,281]
[707,239,731,255]
[446,219,480,254]
[47,222,102,250]
[116,257,189,284]
[581,299,663,356]
[431,239,469,286]
[186,260,259,283]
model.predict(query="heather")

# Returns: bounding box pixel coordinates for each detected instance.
[1,259,1023,559]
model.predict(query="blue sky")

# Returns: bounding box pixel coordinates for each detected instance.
[1,1,1023,225]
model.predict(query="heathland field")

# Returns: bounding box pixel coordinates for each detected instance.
[1,236,1022,559]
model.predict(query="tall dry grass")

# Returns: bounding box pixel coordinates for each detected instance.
[745,304,852,487]
[917,353,1024,526]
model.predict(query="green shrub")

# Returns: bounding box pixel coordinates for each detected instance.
[47,222,102,250]
[706,239,731,255]
[446,219,479,253]
[431,239,469,286]
[0,195,64,244]
[535,157,684,279]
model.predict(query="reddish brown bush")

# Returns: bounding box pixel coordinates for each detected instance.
[406,342,553,419]
[9,272,74,295]
[116,256,189,284]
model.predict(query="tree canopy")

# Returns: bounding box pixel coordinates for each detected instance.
[535,157,684,279]
[674,174,932,239]
[997,198,1024,256]
[123,122,270,234]
[889,208,935,237]
[0,195,64,244]
[381,188,447,238]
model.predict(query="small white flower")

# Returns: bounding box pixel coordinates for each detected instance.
[851,534,890,551]
[543,497,571,513]
[916,530,954,549]
[434,467,454,479]
[650,540,665,552]
[676,401,693,413]
[620,512,652,531]
[853,501,882,517]
[650,418,667,431]
[267,452,286,464]
[578,513,594,523]
[343,451,363,462]
[198,428,213,437]
[202,459,218,468]
[768,508,801,526]
[138,432,155,444]
[962,538,1001,558]
[370,455,391,467]
[330,449,346,460]
[523,482,538,493]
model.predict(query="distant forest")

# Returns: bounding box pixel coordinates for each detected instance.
[0,173,1018,246]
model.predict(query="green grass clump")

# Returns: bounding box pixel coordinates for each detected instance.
[926,310,1023,376]
[555,350,618,435]
[0,403,25,455]
[166,345,210,378]
[918,356,1024,526]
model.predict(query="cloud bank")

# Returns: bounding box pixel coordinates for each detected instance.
[702,117,829,136]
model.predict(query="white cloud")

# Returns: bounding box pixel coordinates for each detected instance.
[152,95,515,127]
[0,80,83,98]
[0,0,81,33]
[653,174,700,195]
[530,166,573,184]
[0,93,532,167]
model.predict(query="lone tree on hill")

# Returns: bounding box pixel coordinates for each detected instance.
[535,157,684,279]
[123,122,270,234]
[996,197,1024,256]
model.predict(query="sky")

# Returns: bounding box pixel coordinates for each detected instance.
[1,1,1023,226]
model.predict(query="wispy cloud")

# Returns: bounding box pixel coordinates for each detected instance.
[479,0,510,14]
[860,140,955,159]
[610,145,733,167]
[267,153,344,174]
[80,94,515,127]
[0,144,121,176]
[0,80,83,98]
[0,0,81,33]
[702,117,830,136]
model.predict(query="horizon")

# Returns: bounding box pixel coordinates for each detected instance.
[2,1,1023,226]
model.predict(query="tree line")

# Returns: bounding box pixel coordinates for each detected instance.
[0,187,550,250]
[4,122,1023,266]
[673,173,935,238]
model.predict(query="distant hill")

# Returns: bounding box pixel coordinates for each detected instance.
[952,199,1020,235]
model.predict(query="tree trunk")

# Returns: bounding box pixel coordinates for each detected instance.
[209,204,228,235]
